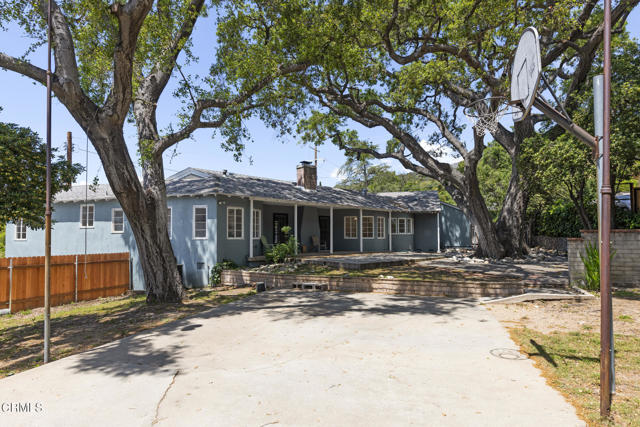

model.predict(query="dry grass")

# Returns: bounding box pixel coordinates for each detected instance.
[0,287,255,378]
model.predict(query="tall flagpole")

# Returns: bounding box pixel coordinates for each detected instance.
[44,0,52,363]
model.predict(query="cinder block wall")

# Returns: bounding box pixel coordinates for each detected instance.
[568,230,640,287]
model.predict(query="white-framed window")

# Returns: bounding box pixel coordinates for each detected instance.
[14,219,27,240]
[80,204,94,228]
[227,207,243,239]
[111,208,124,233]
[167,207,172,238]
[392,217,414,235]
[193,205,208,239]
[362,216,374,239]
[344,216,358,239]
[377,217,386,239]
[252,209,261,239]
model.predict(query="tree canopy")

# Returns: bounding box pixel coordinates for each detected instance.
[0,122,82,229]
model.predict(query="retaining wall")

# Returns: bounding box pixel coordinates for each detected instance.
[221,270,567,298]
[533,235,568,253]
[568,229,640,287]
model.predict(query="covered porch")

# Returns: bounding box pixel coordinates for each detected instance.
[246,198,441,262]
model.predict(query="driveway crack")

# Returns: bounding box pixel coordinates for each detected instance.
[152,369,180,425]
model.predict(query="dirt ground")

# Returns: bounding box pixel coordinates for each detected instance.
[487,289,640,336]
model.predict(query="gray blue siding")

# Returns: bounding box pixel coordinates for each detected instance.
[439,203,471,247]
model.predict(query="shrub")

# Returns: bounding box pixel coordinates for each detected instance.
[209,259,238,286]
[265,226,298,263]
[579,241,616,291]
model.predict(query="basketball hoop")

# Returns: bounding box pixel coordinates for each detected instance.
[463,96,515,136]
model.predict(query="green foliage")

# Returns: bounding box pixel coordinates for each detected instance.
[476,142,511,220]
[0,123,83,229]
[579,241,600,291]
[209,259,238,286]
[579,241,615,291]
[614,206,640,229]
[532,200,591,238]
[336,164,454,204]
[265,226,298,264]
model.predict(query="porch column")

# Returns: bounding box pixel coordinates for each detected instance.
[249,198,254,258]
[359,208,363,252]
[329,206,334,254]
[294,204,298,254]
[436,211,441,253]
[388,211,392,252]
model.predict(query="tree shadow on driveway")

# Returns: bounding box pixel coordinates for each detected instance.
[66,290,478,378]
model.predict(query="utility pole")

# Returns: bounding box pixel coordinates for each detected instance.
[44,0,52,364]
[67,131,72,164]
[600,0,613,417]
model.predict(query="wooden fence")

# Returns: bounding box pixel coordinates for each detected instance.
[0,253,130,313]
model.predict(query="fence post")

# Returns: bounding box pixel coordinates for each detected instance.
[8,258,13,313]
[74,255,78,303]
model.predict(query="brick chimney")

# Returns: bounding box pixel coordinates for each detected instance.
[296,161,317,190]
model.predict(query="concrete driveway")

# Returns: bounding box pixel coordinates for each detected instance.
[0,290,583,426]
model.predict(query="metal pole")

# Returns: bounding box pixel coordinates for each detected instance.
[8,258,13,314]
[388,211,392,252]
[294,204,298,254]
[43,0,52,364]
[600,0,613,417]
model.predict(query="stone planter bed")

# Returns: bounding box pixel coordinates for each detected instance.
[221,270,568,299]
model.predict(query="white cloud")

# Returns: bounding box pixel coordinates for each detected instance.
[418,140,460,164]
[330,167,344,179]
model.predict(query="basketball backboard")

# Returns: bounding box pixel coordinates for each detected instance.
[511,27,542,122]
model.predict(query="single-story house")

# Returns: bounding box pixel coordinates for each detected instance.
[4,161,471,290]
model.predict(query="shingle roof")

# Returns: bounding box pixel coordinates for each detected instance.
[55,168,441,212]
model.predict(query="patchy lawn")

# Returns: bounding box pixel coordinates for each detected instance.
[488,289,640,426]
[0,287,254,379]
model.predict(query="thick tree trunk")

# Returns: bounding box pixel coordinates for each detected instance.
[88,127,184,302]
[495,120,532,257]
[495,165,529,256]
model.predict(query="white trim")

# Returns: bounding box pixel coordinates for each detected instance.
[14,219,27,241]
[343,216,358,239]
[225,206,243,240]
[329,206,334,253]
[167,207,172,239]
[362,216,374,239]
[79,204,95,228]
[252,208,262,239]
[193,205,209,240]
[391,217,414,235]
[377,216,386,239]
[111,208,124,234]
[388,211,392,251]
[294,204,298,254]
[359,209,363,252]
[436,212,441,253]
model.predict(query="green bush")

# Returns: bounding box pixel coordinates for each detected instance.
[579,241,616,291]
[533,200,594,237]
[265,226,298,263]
[614,206,640,229]
[209,259,238,286]
[0,224,5,258]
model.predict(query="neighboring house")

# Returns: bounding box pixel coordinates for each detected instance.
[4,161,471,290]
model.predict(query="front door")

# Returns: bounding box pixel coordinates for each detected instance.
[318,216,330,250]
[273,213,289,244]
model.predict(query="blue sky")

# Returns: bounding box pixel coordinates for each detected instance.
[1,5,639,187]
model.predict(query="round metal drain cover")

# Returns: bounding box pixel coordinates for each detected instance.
[490,348,528,360]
